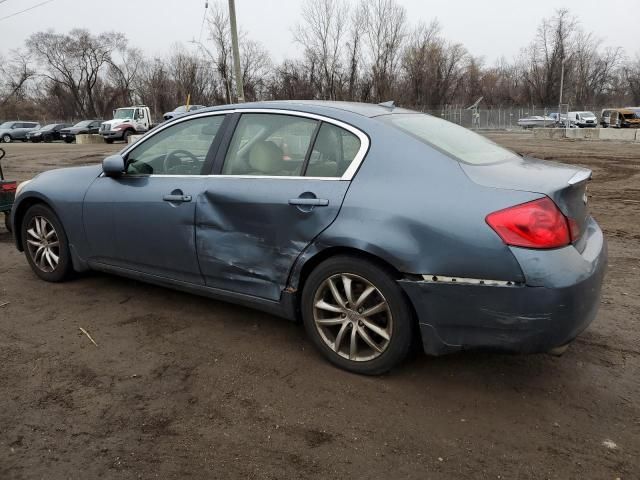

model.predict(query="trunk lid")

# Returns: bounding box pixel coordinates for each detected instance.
[460,157,591,250]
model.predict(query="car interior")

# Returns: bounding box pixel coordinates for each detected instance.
[125,113,360,178]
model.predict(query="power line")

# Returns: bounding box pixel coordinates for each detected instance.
[197,1,208,45]
[0,0,56,22]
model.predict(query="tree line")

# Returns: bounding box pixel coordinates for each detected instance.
[1,0,638,122]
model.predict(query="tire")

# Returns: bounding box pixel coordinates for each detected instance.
[2,134,11,143]
[301,255,414,375]
[104,138,114,144]
[64,137,73,143]
[4,212,11,232]
[123,130,132,143]
[21,204,72,282]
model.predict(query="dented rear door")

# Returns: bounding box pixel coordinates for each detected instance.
[195,178,349,300]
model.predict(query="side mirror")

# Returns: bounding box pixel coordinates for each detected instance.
[102,154,125,177]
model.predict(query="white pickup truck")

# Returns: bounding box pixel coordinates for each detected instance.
[100,105,155,143]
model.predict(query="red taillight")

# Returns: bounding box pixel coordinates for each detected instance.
[486,197,571,249]
[1,181,16,192]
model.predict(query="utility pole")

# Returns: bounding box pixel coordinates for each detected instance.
[228,0,244,103]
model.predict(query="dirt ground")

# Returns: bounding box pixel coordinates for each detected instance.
[0,135,638,479]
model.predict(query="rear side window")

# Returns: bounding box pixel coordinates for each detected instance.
[222,114,318,176]
[381,113,519,165]
[306,123,361,177]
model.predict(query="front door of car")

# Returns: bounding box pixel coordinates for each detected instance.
[83,113,228,284]
[196,112,366,300]
[88,121,101,134]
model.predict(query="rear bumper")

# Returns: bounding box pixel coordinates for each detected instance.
[400,218,607,356]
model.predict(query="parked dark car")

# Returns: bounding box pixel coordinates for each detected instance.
[10,101,607,374]
[59,120,103,143]
[163,104,206,121]
[0,121,40,143]
[26,123,72,143]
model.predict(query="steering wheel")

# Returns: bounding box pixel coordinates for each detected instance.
[163,149,200,173]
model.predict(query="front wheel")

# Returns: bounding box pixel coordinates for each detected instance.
[2,134,11,143]
[4,213,11,232]
[301,255,414,375]
[21,204,72,282]
[104,138,114,144]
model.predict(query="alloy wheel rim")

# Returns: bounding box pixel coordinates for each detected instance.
[26,216,60,272]
[313,273,392,362]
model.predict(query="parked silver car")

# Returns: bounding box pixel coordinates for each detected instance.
[0,121,41,143]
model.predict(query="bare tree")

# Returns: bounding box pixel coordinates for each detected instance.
[294,0,348,100]
[521,9,577,105]
[108,45,144,106]
[401,20,467,108]
[361,0,407,102]
[240,39,272,101]
[206,1,234,103]
[625,55,640,105]
[26,29,126,117]
[0,49,35,108]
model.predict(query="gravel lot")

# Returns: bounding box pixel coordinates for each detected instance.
[0,135,638,479]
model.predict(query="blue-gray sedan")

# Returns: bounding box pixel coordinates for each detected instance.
[11,101,607,374]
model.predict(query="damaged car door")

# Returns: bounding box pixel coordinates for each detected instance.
[83,114,227,284]
[196,112,366,300]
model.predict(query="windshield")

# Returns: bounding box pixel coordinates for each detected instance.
[40,124,57,131]
[174,105,188,113]
[114,109,135,119]
[579,112,595,117]
[0,122,14,128]
[73,120,92,127]
[381,113,519,165]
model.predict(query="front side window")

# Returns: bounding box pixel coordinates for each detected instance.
[381,113,519,165]
[126,115,225,175]
[222,114,318,176]
[306,123,361,177]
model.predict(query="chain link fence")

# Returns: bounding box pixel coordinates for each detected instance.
[419,105,606,130]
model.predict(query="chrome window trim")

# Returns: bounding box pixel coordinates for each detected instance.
[119,108,370,181]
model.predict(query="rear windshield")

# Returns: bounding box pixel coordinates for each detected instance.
[380,113,519,165]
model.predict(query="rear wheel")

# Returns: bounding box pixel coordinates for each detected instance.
[21,204,72,282]
[301,255,414,375]
[4,212,11,232]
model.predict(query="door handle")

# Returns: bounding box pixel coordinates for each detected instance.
[288,198,329,207]
[163,194,192,203]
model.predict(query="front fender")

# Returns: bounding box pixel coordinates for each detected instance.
[11,165,102,255]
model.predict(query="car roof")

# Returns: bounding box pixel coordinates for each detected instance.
[198,100,417,118]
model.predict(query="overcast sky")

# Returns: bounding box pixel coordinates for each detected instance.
[0,0,636,63]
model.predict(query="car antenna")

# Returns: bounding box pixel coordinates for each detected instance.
[378,100,396,110]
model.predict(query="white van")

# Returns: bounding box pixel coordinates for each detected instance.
[568,111,598,128]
